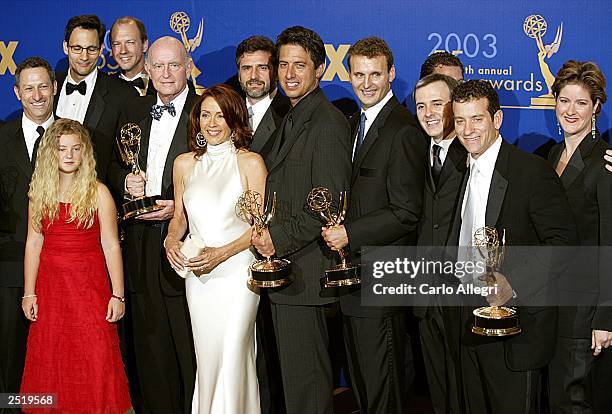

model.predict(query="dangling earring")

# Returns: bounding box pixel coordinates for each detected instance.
[591,113,596,139]
[230,131,236,145]
[196,132,207,148]
[557,120,562,136]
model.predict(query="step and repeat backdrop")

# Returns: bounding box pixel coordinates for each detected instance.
[1,0,610,151]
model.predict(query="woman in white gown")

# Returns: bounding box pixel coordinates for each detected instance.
[164,84,266,414]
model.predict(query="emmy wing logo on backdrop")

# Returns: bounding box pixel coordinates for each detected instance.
[169,11,204,95]
[523,14,563,108]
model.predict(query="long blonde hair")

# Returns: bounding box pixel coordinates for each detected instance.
[29,119,98,229]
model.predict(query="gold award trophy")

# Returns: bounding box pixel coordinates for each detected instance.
[307,187,360,288]
[117,123,164,220]
[236,191,292,288]
[471,227,521,337]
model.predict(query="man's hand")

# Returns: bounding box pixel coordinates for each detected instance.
[125,172,146,198]
[321,225,348,251]
[486,272,514,307]
[137,199,175,221]
[605,149,612,172]
[592,329,612,356]
[251,228,276,257]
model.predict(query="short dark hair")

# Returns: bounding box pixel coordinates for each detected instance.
[452,79,500,119]
[347,36,394,71]
[276,26,326,69]
[188,84,252,156]
[235,35,277,68]
[110,16,148,43]
[552,60,607,115]
[64,14,105,47]
[15,56,55,87]
[414,73,460,98]
[420,51,464,79]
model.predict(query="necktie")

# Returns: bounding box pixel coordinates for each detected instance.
[66,82,86,95]
[126,77,145,89]
[431,144,443,186]
[150,102,176,120]
[31,126,45,167]
[459,164,479,249]
[277,110,293,152]
[354,112,367,158]
[247,106,254,130]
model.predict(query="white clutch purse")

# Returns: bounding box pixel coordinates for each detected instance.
[174,233,206,279]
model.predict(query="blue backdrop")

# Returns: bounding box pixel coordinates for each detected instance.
[1,0,610,151]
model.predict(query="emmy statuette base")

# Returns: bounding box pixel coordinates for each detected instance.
[122,195,164,220]
[321,264,361,288]
[247,258,292,288]
[472,306,521,337]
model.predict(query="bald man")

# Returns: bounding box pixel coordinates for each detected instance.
[108,36,197,413]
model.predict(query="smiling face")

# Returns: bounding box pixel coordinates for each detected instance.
[14,67,56,124]
[199,97,231,146]
[453,97,502,159]
[63,27,102,83]
[415,80,453,142]
[278,44,324,106]
[349,54,395,109]
[238,50,273,104]
[111,22,148,78]
[57,133,83,174]
[555,83,596,140]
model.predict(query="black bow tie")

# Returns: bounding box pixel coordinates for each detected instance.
[150,102,176,120]
[126,77,145,89]
[66,81,86,95]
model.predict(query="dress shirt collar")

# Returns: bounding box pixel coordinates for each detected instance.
[67,68,97,91]
[468,134,502,177]
[154,85,189,119]
[22,113,54,138]
[361,89,394,124]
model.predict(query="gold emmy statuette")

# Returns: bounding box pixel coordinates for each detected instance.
[236,191,292,288]
[523,14,563,107]
[471,227,521,337]
[117,123,164,220]
[169,11,205,95]
[307,187,360,288]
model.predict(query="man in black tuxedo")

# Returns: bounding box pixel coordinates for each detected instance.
[449,80,577,413]
[0,56,56,407]
[54,14,137,182]
[236,34,289,414]
[110,16,156,97]
[236,35,291,158]
[107,36,197,414]
[321,37,426,413]
[413,73,465,414]
[251,26,351,414]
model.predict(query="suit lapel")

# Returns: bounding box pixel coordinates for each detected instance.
[269,118,306,172]
[251,109,275,153]
[138,116,153,172]
[557,134,598,190]
[7,123,33,177]
[485,142,509,227]
[438,137,466,188]
[83,70,107,131]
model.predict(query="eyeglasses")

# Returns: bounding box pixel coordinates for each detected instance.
[150,63,184,73]
[68,44,101,55]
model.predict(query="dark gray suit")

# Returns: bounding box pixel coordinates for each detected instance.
[250,91,291,157]
[263,87,351,413]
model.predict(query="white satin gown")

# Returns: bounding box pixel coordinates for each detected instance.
[182,140,261,414]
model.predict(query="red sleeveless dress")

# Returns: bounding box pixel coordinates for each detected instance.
[20,203,131,413]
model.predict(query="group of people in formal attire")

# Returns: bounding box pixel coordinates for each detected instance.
[0,12,611,414]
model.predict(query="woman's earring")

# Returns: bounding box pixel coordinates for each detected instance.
[591,113,596,139]
[196,132,207,148]
[230,131,236,145]
[557,120,562,136]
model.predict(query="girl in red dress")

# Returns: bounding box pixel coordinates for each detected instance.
[20,119,131,413]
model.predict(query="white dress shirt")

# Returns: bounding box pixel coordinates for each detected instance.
[246,88,276,133]
[56,69,97,124]
[120,72,149,96]
[145,86,189,196]
[352,89,394,159]
[429,133,456,167]
[21,113,54,160]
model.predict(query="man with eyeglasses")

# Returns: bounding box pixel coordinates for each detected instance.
[107,36,198,414]
[55,14,137,182]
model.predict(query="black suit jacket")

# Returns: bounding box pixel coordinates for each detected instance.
[107,89,199,295]
[250,91,291,157]
[340,96,427,317]
[548,132,612,337]
[264,87,352,305]
[0,118,34,287]
[54,70,138,181]
[449,139,577,371]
